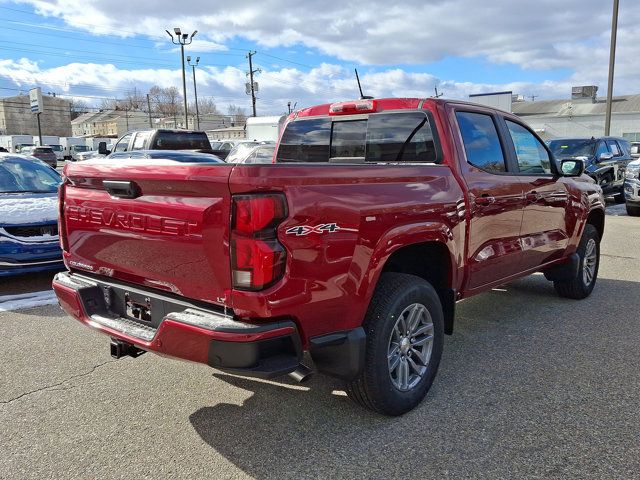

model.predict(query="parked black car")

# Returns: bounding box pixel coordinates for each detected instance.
[547,136,633,202]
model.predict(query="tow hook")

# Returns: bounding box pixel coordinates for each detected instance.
[288,363,313,383]
[110,339,146,359]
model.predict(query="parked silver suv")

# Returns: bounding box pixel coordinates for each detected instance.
[624,159,640,216]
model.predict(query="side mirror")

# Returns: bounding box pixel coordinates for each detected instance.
[599,152,614,162]
[560,158,585,177]
[98,142,110,155]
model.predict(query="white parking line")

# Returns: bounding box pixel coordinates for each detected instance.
[0,290,58,312]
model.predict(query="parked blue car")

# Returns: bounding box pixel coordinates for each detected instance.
[0,154,64,277]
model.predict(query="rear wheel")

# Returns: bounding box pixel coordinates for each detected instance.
[626,204,640,216]
[346,273,443,416]
[554,224,600,299]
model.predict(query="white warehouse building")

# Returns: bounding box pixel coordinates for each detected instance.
[512,87,640,141]
[471,86,640,141]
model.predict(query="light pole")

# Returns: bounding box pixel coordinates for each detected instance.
[166,27,197,129]
[604,0,619,136]
[187,56,200,130]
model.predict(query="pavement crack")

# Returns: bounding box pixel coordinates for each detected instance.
[0,359,117,405]
[601,254,637,260]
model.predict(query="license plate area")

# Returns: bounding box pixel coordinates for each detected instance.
[125,292,152,322]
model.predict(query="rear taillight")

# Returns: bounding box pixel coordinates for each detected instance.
[231,194,287,291]
[58,180,69,251]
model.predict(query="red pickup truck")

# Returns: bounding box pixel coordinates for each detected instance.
[53,98,605,415]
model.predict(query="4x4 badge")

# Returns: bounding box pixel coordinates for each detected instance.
[286,223,340,236]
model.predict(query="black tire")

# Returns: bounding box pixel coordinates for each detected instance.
[626,204,640,217]
[346,273,444,416]
[554,224,600,299]
[613,192,625,204]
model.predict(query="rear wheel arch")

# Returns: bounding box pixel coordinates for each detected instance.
[380,241,456,335]
[586,208,605,240]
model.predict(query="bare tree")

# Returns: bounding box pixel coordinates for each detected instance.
[227,104,247,125]
[69,99,90,120]
[120,86,146,111]
[100,97,118,110]
[148,85,182,119]
[189,97,218,115]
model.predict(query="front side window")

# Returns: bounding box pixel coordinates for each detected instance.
[505,120,551,174]
[595,140,609,158]
[456,112,506,173]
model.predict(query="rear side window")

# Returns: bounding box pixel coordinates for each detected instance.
[456,112,506,173]
[606,139,622,157]
[276,112,438,163]
[132,132,150,150]
[277,118,331,162]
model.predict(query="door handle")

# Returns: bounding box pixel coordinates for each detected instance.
[103,180,141,199]
[525,191,540,203]
[474,195,496,206]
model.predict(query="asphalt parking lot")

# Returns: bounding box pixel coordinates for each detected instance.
[1,206,639,479]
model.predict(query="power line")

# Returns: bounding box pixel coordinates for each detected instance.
[257,52,315,69]
[1,22,246,57]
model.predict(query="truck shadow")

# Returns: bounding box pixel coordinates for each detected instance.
[189,275,640,479]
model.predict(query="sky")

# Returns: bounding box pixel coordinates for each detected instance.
[0,0,638,116]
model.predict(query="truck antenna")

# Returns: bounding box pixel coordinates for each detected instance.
[354,69,373,100]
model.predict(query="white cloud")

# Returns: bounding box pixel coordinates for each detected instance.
[0,57,598,116]
[4,0,640,111]
[16,0,640,69]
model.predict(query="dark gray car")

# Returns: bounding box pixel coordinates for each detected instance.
[22,146,58,169]
[548,136,633,203]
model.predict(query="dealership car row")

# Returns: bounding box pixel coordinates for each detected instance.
[1,114,640,278]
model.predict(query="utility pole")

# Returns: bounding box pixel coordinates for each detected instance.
[529,94,538,102]
[166,27,197,129]
[246,51,260,117]
[604,0,619,136]
[188,56,201,130]
[146,94,152,127]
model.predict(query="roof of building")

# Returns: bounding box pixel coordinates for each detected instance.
[71,109,148,124]
[512,94,640,117]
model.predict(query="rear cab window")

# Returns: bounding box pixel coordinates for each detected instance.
[152,131,210,150]
[276,111,440,164]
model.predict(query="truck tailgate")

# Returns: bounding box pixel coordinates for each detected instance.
[62,160,234,306]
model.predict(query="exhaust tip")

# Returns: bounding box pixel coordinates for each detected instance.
[289,364,313,383]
